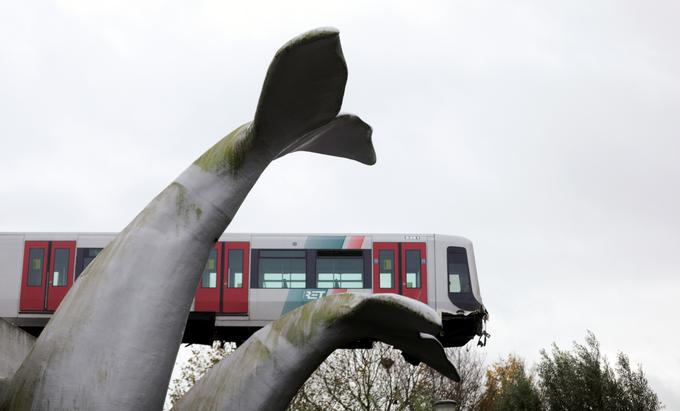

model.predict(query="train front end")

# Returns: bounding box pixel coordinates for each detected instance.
[433,235,488,347]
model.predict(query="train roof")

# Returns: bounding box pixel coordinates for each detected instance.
[0,232,472,243]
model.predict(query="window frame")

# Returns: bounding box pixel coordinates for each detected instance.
[251,249,372,289]
[51,248,70,287]
[226,249,244,288]
[378,249,395,289]
[27,248,44,287]
[200,248,219,289]
[255,249,308,289]
[75,247,103,280]
[404,249,422,289]
[316,250,365,289]
[446,246,480,311]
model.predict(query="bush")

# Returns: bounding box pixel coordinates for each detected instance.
[536,331,661,411]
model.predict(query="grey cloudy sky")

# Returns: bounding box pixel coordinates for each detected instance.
[1,0,679,407]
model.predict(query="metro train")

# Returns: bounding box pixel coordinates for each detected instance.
[0,232,488,347]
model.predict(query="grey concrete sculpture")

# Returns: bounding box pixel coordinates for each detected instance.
[0,320,35,404]
[0,28,459,411]
[172,293,459,411]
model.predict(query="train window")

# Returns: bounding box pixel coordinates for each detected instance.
[316,251,364,289]
[52,249,70,287]
[227,249,243,288]
[405,249,421,288]
[447,247,471,293]
[201,249,218,288]
[379,250,394,288]
[446,246,481,311]
[260,250,305,258]
[259,250,306,288]
[27,248,44,286]
[75,248,103,280]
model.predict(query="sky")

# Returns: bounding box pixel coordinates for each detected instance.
[1,0,679,407]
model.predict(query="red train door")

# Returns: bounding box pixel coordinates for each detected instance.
[372,242,427,304]
[20,241,76,312]
[222,242,249,314]
[46,241,76,310]
[401,242,427,304]
[194,243,222,312]
[20,241,49,311]
[373,242,398,294]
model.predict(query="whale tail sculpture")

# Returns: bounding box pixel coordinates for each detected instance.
[171,293,459,411]
[253,29,376,165]
[1,28,460,411]
[193,28,375,178]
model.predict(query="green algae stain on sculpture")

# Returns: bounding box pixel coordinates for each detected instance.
[173,182,189,214]
[171,182,203,222]
[271,292,358,346]
[194,123,255,174]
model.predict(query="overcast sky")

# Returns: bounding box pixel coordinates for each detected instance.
[1,0,679,407]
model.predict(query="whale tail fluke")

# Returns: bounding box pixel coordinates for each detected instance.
[194,28,374,175]
[253,28,375,164]
[276,114,375,165]
[171,293,459,411]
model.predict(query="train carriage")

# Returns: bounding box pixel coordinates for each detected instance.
[0,232,487,347]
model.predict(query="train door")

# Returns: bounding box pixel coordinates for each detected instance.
[373,242,398,294]
[221,242,249,314]
[372,242,427,303]
[194,243,223,312]
[20,241,49,311]
[401,242,427,303]
[20,241,76,312]
[46,241,76,310]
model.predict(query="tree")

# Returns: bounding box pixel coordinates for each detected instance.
[536,331,661,411]
[289,343,432,411]
[420,345,487,410]
[478,354,541,411]
[165,341,233,409]
[164,331,662,411]
[164,341,487,411]
[615,352,662,411]
[289,343,486,411]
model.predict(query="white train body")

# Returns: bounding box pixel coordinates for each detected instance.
[0,232,487,347]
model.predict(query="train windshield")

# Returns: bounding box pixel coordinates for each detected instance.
[446,246,479,311]
[447,247,471,293]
